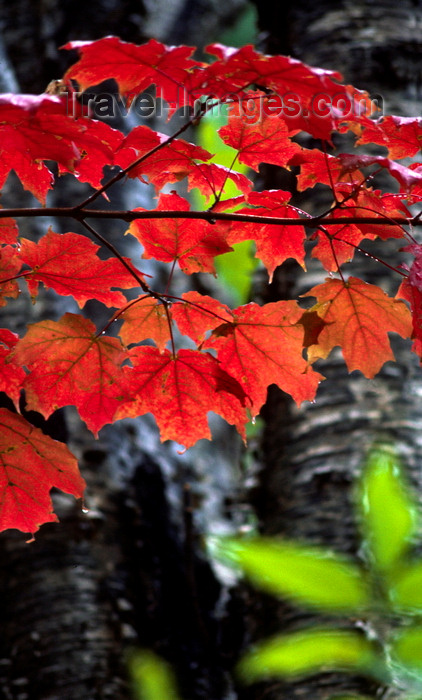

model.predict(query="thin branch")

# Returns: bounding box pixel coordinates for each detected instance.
[2,206,422,229]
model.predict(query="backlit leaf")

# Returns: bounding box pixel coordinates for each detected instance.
[236,628,380,682]
[13,313,127,436]
[119,295,171,352]
[0,408,85,535]
[128,192,231,274]
[21,229,142,307]
[389,562,422,612]
[214,537,370,612]
[303,277,412,377]
[358,445,417,575]
[128,650,182,700]
[0,93,123,203]
[391,624,422,670]
[115,347,250,448]
[204,301,323,413]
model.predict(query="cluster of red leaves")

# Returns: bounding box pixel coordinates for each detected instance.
[0,36,421,535]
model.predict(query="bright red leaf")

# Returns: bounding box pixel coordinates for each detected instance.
[357,115,422,159]
[12,313,128,436]
[397,278,422,357]
[218,94,301,171]
[303,277,412,377]
[20,229,142,307]
[220,190,306,280]
[203,301,323,414]
[119,295,171,351]
[116,125,213,190]
[0,408,85,535]
[172,291,233,344]
[0,330,26,408]
[128,192,231,274]
[115,347,249,448]
[0,209,19,244]
[0,246,21,305]
[64,36,203,117]
[0,93,124,203]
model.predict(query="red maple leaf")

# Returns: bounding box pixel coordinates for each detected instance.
[0,93,124,203]
[303,277,412,377]
[356,115,422,159]
[193,45,371,140]
[12,313,128,436]
[0,246,21,306]
[128,192,231,274]
[0,208,19,245]
[203,301,323,414]
[119,295,171,351]
[0,330,26,408]
[397,277,422,357]
[172,291,233,344]
[64,37,203,116]
[0,408,85,535]
[218,94,301,170]
[20,229,142,307]
[218,190,306,280]
[115,347,249,448]
[116,125,213,191]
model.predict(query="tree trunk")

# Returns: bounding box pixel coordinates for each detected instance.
[240,2,422,699]
[0,2,250,699]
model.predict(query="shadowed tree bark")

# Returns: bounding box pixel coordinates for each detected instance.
[237,1,422,699]
[0,2,251,699]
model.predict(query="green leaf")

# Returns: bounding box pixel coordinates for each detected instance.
[127,650,181,700]
[329,696,375,699]
[237,628,382,682]
[390,561,422,612]
[390,625,422,690]
[212,537,371,613]
[358,444,417,575]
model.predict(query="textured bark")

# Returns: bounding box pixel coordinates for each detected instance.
[239,2,422,699]
[0,2,250,699]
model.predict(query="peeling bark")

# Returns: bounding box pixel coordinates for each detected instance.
[240,2,422,699]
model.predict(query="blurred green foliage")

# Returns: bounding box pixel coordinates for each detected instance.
[215,444,422,699]
[127,650,182,700]
[129,446,422,699]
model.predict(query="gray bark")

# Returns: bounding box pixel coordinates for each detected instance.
[240,1,422,699]
[0,2,251,699]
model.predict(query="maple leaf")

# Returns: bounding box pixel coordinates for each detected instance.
[291,149,365,191]
[0,93,124,203]
[0,208,19,244]
[219,190,306,281]
[119,295,171,352]
[303,277,412,377]
[171,291,233,344]
[186,163,252,200]
[128,191,231,274]
[64,36,203,116]
[194,45,371,140]
[20,229,142,308]
[357,115,422,159]
[0,245,21,305]
[0,408,85,535]
[309,187,408,271]
[115,347,249,448]
[0,329,26,408]
[396,278,422,357]
[12,313,128,436]
[218,94,301,171]
[203,301,323,414]
[116,125,215,192]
